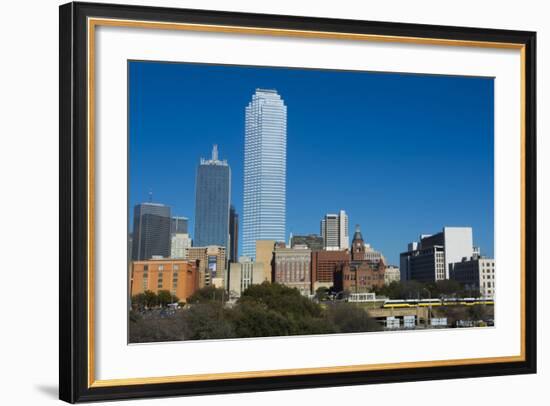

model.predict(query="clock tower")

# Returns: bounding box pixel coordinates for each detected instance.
[351,224,366,261]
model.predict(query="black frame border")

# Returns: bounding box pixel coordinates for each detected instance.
[59,1,537,403]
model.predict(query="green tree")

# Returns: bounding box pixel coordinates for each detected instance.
[181,302,235,340]
[187,286,227,304]
[143,290,158,308]
[131,293,147,310]
[431,279,463,298]
[314,286,330,301]
[325,303,381,333]
[231,302,294,338]
[239,282,323,319]
[157,290,179,307]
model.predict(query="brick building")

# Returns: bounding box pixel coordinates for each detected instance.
[130,259,199,303]
[334,259,386,294]
[187,245,226,288]
[272,246,312,295]
[311,250,350,291]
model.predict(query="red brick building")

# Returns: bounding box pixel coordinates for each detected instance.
[334,259,386,293]
[311,250,350,290]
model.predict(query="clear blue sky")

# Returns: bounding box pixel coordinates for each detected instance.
[129,61,494,264]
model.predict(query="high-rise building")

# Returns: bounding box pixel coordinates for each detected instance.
[290,234,324,251]
[242,89,287,259]
[194,145,231,250]
[171,216,188,234]
[400,227,474,282]
[131,202,171,260]
[229,205,239,263]
[320,210,349,251]
[170,233,192,259]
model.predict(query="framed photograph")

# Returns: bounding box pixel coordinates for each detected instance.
[59,2,537,403]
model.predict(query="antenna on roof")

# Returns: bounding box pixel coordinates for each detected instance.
[148,189,153,203]
[212,144,219,161]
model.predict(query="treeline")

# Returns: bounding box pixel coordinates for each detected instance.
[131,289,180,309]
[373,280,481,300]
[129,282,381,343]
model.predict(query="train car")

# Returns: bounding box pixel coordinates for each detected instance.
[384,297,494,308]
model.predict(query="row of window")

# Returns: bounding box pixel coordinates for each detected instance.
[141,264,181,272]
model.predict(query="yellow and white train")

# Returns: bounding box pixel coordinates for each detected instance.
[382,298,494,308]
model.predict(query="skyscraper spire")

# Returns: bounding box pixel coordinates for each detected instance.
[148,189,153,203]
[212,144,218,161]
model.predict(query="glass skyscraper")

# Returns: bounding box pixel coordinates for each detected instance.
[131,202,172,260]
[242,89,287,259]
[194,145,231,250]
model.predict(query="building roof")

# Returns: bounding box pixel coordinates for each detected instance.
[353,224,364,242]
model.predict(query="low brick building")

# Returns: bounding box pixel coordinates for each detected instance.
[334,259,386,294]
[311,250,350,290]
[131,259,199,303]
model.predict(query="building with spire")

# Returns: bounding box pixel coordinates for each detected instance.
[242,89,287,259]
[351,224,365,261]
[193,145,231,251]
[350,224,383,262]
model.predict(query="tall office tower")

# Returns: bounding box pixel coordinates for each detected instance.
[194,145,231,250]
[229,205,239,262]
[171,216,188,234]
[242,89,287,259]
[320,210,349,251]
[131,202,171,260]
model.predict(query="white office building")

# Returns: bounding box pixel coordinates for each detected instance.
[320,210,349,251]
[170,233,191,259]
[384,265,401,285]
[400,227,474,282]
[242,89,287,259]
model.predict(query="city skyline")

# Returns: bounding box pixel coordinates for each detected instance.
[129,61,494,264]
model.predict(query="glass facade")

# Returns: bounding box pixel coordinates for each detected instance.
[194,145,231,250]
[171,216,188,234]
[229,205,239,262]
[243,89,287,259]
[131,203,171,260]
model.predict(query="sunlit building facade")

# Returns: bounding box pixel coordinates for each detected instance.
[242,89,287,259]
